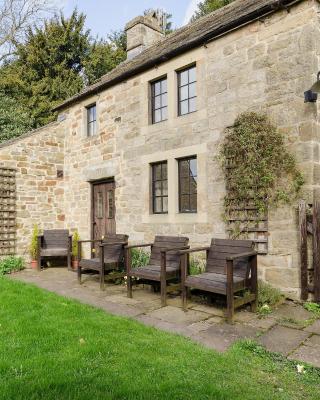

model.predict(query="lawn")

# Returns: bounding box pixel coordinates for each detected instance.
[0,278,319,400]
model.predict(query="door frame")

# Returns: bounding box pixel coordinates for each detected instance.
[90,178,115,241]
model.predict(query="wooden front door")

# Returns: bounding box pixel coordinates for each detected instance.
[92,181,116,245]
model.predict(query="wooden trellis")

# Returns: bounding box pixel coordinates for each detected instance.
[299,200,320,302]
[0,168,16,256]
[225,157,269,255]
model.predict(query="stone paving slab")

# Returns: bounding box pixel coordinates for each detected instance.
[258,325,310,356]
[9,268,320,368]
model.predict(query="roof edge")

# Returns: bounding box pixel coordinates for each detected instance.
[53,0,304,112]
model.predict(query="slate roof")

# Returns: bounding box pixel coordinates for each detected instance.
[54,0,303,111]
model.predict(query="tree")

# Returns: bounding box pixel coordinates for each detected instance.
[0,0,56,62]
[0,90,33,143]
[191,0,235,22]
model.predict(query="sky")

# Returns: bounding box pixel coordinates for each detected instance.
[59,0,202,39]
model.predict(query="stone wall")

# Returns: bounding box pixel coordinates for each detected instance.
[0,122,65,258]
[0,0,319,297]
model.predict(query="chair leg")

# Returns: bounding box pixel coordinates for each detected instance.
[67,253,71,271]
[161,279,167,307]
[37,255,41,272]
[182,285,188,311]
[78,266,82,285]
[226,289,235,324]
[100,268,105,291]
[251,256,258,313]
[127,276,133,298]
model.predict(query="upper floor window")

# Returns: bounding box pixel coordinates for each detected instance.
[178,156,197,213]
[152,161,168,214]
[151,77,168,124]
[87,104,97,136]
[178,65,197,116]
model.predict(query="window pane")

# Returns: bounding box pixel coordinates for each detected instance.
[154,95,161,109]
[180,100,189,115]
[189,82,196,98]
[161,107,168,121]
[96,192,103,218]
[180,178,189,195]
[179,160,189,177]
[190,178,197,194]
[154,109,161,123]
[154,181,162,196]
[162,162,167,179]
[161,93,167,107]
[162,180,168,196]
[161,79,167,93]
[189,97,197,113]
[154,197,162,213]
[190,158,197,178]
[92,105,97,121]
[154,164,162,180]
[163,197,168,213]
[189,66,196,83]
[154,81,161,95]
[107,190,114,219]
[190,194,197,212]
[180,86,188,101]
[180,195,189,212]
[92,121,97,135]
[179,70,189,86]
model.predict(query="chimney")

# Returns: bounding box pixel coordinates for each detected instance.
[125,10,165,60]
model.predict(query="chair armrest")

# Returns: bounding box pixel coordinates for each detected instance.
[78,239,103,244]
[125,243,153,250]
[226,251,257,261]
[179,247,209,255]
[99,241,128,247]
[160,246,190,254]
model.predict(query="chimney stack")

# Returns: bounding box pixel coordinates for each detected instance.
[125,10,165,60]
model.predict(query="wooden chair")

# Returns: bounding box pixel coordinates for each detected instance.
[180,238,258,323]
[77,234,129,290]
[37,229,72,271]
[126,235,189,307]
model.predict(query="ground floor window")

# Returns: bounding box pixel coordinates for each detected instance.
[152,161,168,214]
[178,156,197,213]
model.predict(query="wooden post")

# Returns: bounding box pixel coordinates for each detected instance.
[313,201,320,302]
[299,200,308,301]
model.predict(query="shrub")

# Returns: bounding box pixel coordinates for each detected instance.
[130,248,150,268]
[304,302,320,315]
[72,230,80,258]
[189,255,206,275]
[29,224,39,260]
[0,256,25,275]
[257,280,283,316]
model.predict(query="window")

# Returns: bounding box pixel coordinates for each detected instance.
[151,77,168,124]
[107,190,114,219]
[178,65,197,116]
[178,156,197,213]
[96,192,104,218]
[152,162,168,214]
[87,104,97,136]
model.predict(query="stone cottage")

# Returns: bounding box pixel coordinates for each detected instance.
[0,0,320,298]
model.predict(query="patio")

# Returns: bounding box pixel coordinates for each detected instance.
[11,268,320,368]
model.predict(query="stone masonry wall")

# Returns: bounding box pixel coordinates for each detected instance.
[0,122,65,259]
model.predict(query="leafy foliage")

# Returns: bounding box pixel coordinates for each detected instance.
[29,224,39,260]
[0,9,126,136]
[0,256,24,275]
[72,230,80,258]
[130,248,150,268]
[191,0,235,22]
[219,112,304,237]
[258,280,283,311]
[0,90,34,143]
[304,302,320,314]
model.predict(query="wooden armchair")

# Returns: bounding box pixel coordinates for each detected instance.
[77,234,129,290]
[37,230,72,271]
[180,238,258,323]
[126,235,189,307]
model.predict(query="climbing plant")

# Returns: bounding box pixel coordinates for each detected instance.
[219,112,304,239]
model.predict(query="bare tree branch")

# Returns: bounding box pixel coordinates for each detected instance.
[0,0,57,62]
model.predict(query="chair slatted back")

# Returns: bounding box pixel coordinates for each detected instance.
[103,234,129,264]
[206,238,254,278]
[150,236,189,268]
[43,230,69,249]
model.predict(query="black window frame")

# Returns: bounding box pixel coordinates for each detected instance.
[151,77,168,124]
[178,156,197,213]
[151,161,168,214]
[86,103,97,137]
[177,65,197,116]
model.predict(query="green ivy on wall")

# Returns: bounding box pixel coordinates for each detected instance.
[219,112,304,238]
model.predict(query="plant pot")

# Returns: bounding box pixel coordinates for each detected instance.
[72,259,79,270]
[30,260,38,269]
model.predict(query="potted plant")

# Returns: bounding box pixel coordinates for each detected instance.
[72,230,80,270]
[29,224,39,269]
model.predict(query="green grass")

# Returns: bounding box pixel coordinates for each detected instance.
[0,278,319,400]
